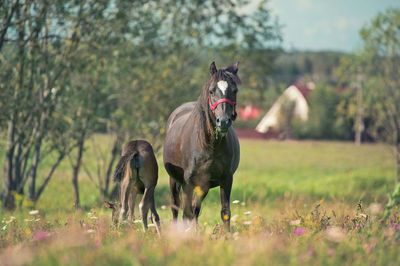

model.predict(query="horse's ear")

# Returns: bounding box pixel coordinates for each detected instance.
[104,201,115,209]
[210,61,217,75]
[232,61,239,74]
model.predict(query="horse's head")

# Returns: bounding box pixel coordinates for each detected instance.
[208,61,240,135]
[104,201,119,225]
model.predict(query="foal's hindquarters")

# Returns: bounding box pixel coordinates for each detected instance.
[114,140,161,235]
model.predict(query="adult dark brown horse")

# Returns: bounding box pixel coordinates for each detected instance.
[105,140,161,235]
[163,62,240,231]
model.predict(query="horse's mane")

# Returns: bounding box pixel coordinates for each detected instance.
[192,64,241,149]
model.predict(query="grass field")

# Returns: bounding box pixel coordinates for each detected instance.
[1,136,399,265]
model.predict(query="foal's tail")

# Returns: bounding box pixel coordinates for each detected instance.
[113,150,143,182]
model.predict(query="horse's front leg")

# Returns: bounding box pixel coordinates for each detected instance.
[220,177,233,232]
[182,184,194,225]
[192,184,209,225]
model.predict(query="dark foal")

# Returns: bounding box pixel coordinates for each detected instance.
[105,140,161,235]
[163,62,240,231]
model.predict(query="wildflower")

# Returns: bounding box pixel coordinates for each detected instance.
[232,200,240,204]
[148,215,152,219]
[244,211,251,215]
[203,222,208,226]
[90,216,98,220]
[35,218,40,222]
[223,215,230,221]
[327,248,335,256]
[294,228,306,236]
[241,202,245,206]
[253,217,261,226]
[148,224,156,227]
[29,210,39,215]
[134,219,142,223]
[161,205,167,210]
[369,203,382,215]
[25,228,31,236]
[290,219,301,226]
[87,229,96,234]
[33,230,48,241]
[185,227,192,232]
[2,225,6,231]
[243,220,252,225]
[392,223,400,231]
[325,226,345,242]
[231,215,238,222]
[233,232,240,240]
[5,216,16,224]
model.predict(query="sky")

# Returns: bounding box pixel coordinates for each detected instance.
[263,0,400,52]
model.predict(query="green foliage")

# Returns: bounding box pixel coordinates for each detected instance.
[384,183,400,220]
[293,84,352,140]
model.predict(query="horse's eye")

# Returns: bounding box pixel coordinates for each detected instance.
[209,90,214,95]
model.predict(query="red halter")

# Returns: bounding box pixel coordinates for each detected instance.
[208,95,237,121]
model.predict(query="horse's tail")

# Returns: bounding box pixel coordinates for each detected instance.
[113,150,143,182]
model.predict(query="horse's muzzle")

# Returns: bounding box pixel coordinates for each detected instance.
[216,117,232,133]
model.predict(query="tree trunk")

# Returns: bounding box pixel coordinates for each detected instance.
[396,144,400,185]
[101,133,123,199]
[72,130,86,209]
[354,79,364,146]
[2,121,16,210]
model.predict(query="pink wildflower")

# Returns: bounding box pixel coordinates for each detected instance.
[33,230,47,241]
[294,228,306,235]
[327,248,335,256]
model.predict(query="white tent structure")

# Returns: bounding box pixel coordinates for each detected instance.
[255,84,313,134]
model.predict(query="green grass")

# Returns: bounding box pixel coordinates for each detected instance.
[1,136,399,265]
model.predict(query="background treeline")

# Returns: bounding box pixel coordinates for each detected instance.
[0,0,281,210]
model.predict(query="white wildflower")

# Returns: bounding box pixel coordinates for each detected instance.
[244,211,251,215]
[290,219,301,226]
[148,223,156,227]
[231,215,239,222]
[134,219,142,224]
[243,220,252,225]
[86,229,96,234]
[6,216,16,224]
[232,200,240,204]
[29,210,39,215]
[2,225,7,231]
[161,205,167,210]
[325,226,345,243]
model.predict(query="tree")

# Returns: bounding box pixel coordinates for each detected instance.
[335,8,400,182]
[0,0,111,210]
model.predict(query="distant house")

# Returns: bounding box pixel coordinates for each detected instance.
[255,82,314,134]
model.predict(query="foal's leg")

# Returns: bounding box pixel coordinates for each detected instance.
[220,178,233,232]
[139,187,153,231]
[127,188,137,222]
[170,178,181,222]
[149,188,161,236]
[119,177,131,223]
